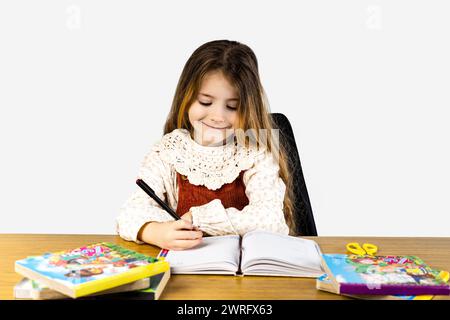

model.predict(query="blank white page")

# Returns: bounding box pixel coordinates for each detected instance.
[165,235,240,274]
[241,230,323,276]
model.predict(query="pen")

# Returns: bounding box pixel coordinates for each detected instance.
[136,178,181,221]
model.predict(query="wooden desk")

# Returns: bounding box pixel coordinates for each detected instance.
[1,234,449,300]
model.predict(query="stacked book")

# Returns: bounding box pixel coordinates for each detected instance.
[14,242,170,300]
[317,254,450,300]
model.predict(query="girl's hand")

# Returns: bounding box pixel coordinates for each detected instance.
[138,220,202,251]
[181,210,193,224]
[181,211,205,234]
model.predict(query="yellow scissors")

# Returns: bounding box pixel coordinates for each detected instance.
[346,242,378,256]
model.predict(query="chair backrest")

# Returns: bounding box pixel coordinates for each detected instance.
[270,113,318,236]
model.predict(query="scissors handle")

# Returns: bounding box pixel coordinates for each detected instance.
[362,243,378,255]
[346,243,367,255]
[346,242,378,255]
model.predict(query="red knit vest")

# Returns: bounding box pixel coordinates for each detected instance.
[175,171,249,216]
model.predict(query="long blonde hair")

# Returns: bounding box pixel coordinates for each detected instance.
[163,40,297,235]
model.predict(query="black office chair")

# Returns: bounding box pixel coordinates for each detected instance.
[270,113,318,236]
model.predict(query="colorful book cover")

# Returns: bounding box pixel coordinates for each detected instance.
[321,254,450,296]
[15,242,169,298]
[316,273,434,300]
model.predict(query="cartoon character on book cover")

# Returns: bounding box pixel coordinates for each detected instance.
[16,243,156,286]
[344,255,448,286]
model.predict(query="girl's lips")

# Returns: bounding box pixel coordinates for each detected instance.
[202,122,230,130]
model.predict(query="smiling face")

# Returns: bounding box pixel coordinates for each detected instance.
[188,70,239,146]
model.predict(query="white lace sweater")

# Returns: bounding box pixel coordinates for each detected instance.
[116,129,289,244]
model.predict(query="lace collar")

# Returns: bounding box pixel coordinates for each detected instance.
[158,129,263,190]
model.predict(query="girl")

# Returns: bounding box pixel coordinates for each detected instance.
[116,40,296,250]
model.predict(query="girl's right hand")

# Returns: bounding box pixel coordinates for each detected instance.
[138,220,203,251]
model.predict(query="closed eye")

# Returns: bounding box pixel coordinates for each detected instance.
[199,101,237,111]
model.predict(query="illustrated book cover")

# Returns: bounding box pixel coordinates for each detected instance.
[321,254,450,296]
[316,273,434,300]
[15,242,169,298]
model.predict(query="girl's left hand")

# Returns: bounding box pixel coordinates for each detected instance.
[181,210,193,223]
[181,211,205,234]
[181,211,192,223]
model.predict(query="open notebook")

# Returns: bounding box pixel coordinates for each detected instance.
[163,230,324,277]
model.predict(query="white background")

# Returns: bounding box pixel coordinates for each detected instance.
[1,1,449,236]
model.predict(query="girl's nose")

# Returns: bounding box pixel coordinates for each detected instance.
[209,105,226,123]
